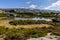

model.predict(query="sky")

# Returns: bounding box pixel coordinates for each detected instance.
[0,0,60,11]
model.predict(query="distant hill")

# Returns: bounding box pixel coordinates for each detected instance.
[0,8,60,13]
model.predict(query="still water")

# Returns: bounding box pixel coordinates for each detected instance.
[4,17,52,21]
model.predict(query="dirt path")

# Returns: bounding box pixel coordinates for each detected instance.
[0,20,53,28]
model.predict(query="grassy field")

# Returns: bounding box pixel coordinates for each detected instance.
[0,20,52,28]
[0,20,60,40]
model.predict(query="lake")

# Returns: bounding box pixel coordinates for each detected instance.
[2,17,52,21]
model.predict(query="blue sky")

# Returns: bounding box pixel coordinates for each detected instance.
[0,0,60,10]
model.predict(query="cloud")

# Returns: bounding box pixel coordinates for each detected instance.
[26,1,31,4]
[29,4,37,9]
[44,0,60,10]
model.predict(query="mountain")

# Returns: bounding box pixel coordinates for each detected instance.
[0,8,60,13]
[13,8,60,13]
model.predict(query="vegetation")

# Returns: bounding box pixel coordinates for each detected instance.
[9,20,49,25]
[0,13,7,17]
[9,20,57,26]
[0,26,48,40]
[15,12,59,18]
[0,11,60,40]
[0,12,59,18]
[0,25,60,40]
[0,21,60,40]
[9,20,60,36]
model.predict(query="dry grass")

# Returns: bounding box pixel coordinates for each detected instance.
[0,20,53,28]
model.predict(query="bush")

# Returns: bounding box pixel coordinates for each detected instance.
[0,27,48,40]
[0,25,60,40]
[9,20,48,25]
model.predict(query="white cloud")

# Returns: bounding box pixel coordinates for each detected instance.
[29,4,37,9]
[44,0,60,10]
[26,2,31,4]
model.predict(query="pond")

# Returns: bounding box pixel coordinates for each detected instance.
[1,17,52,21]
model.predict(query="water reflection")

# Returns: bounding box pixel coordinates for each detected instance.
[0,17,52,21]
[6,17,52,21]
